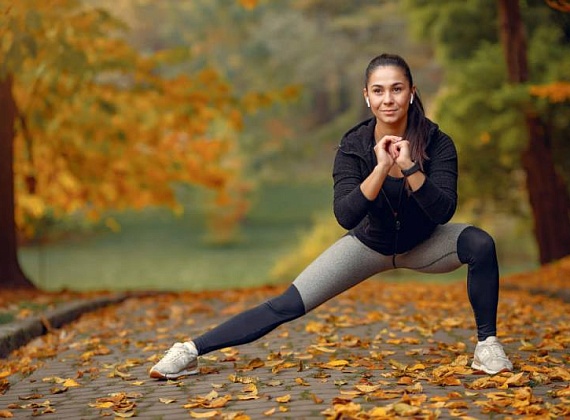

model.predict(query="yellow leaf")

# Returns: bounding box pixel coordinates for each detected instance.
[326,360,349,368]
[393,403,420,416]
[228,374,258,384]
[242,383,258,394]
[340,390,361,397]
[409,363,426,371]
[295,377,310,386]
[205,396,231,409]
[504,372,527,387]
[549,367,570,381]
[309,345,336,353]
[62,379,80,387]
[202,390,218,401]
[90,401,114,409]
[368,406,389,416]
[190,411,220,418]
[263,408,275,416]
[236,394,259,401]
[0,410,13,418]
[275,394,291,403]
[159,398,176,404]
[305,321,326,333]
[355,383,382,393]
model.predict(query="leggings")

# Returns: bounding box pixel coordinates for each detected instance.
[193,223,499,354]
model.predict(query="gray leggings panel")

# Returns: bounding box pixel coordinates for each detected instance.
[293,223,470,312]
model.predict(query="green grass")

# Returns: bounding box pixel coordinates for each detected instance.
[18,181,538,292]
[18,182,334,292]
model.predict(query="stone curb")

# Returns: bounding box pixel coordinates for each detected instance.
[0,291,158,359]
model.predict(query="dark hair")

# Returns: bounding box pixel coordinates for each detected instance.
[365,53,429,167]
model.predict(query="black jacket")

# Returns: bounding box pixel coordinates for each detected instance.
[332,117,458,255]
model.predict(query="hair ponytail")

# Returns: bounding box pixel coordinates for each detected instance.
[404,90,429,168]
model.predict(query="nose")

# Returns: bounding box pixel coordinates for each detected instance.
[382,91,394,104]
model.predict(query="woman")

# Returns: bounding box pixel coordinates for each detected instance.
[149,53,513,379]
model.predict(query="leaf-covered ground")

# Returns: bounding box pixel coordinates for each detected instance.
[0,258,569,419]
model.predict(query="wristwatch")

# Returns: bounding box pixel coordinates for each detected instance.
[401,161,421,177]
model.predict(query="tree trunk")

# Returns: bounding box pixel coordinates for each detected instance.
[312,88,332,125]
[0,74,36,289]
[498,0,570,264]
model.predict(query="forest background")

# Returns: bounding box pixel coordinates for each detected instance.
[1,0,569,292]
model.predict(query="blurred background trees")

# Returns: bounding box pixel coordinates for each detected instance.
[402,0,570,264]
[1,0,568,290]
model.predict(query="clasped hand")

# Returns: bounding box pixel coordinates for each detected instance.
[374,135,413,171]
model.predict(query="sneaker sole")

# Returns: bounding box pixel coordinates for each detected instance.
[471,361,512,375]
[149,367,199,380]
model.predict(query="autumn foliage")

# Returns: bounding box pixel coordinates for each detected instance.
[1,0,296,244]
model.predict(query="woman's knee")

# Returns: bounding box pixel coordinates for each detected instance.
[457,226,497,264]
[266,285,306,318]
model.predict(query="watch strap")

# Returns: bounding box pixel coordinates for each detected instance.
[401,162,421,177]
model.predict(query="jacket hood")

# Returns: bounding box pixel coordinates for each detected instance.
[338,117,441,156]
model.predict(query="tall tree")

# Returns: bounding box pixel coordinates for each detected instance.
[498,0,570,263]
[403,0,570,265]
[0,75,35,288]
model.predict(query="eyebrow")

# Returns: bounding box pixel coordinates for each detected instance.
[370,82,405,88]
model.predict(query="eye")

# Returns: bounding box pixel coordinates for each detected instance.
[393,86,402,93]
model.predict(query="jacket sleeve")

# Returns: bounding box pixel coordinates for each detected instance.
[332,150,372,230]
[411,133,458,224]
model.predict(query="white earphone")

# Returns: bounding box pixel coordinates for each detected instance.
[365,97,370,107]
[410,95,414,105]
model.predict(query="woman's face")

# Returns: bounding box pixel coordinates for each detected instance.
[364,65,414,128]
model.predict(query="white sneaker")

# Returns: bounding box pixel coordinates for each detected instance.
[149,342,199,380]
[471,336,513,375]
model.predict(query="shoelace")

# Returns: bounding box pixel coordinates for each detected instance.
[164,345,188,360]
[486,343,508,360]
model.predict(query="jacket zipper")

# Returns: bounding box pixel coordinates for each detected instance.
[381,180,405,268]
[340,146,405,266]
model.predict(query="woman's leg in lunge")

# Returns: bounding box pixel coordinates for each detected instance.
[394,223,498,340]
[193,284,305,355]
[194,234,393,355]
[396,223,511,374]
[150,235,393,378]
[456,226,511,373]
[456,226,499,341]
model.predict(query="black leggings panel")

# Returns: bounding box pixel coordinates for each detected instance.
[457,226,499,340]
[193,284,306,355]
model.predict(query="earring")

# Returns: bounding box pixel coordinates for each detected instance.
[410,95,414,105]
[365,98,370,107]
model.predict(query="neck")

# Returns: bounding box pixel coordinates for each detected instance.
[374,120,406,142]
